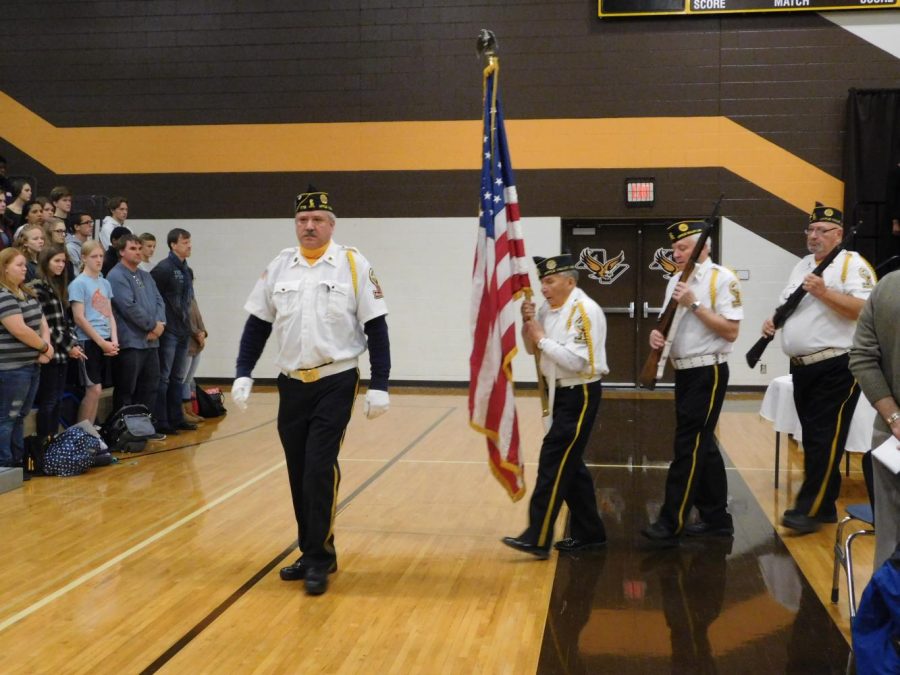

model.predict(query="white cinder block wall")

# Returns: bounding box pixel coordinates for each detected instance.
[130,214,803,387]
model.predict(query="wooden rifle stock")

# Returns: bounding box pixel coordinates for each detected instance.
[744,226,858,369]
[639,196,723,389]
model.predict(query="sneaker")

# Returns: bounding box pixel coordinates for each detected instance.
[148,432,167,442]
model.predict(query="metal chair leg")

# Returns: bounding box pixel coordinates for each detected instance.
[775,431,781,489]
[832,515,852,603]
[845,529,877,619]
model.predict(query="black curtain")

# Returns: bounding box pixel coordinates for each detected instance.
[843,89,900,271]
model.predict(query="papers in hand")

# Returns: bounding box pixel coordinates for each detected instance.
[873,435,900,474]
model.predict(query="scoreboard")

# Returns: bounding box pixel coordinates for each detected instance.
[599,0,899,18]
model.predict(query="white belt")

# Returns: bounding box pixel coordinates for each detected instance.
[790,347,849,367]
[671,354,728,370]
[284,358,357,383]
[557,376,602,388]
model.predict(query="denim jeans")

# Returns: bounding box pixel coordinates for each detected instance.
[113,347,160,415]
[0,364,40,466]
[178,351,202,401]
[156,331,188,428]
[36,361,68,438]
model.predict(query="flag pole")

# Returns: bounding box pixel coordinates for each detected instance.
[478,30,549,418]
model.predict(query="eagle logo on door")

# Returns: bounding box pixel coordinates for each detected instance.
[577,248,629,285]
[649,248,678,279]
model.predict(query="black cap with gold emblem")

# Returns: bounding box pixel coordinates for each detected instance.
[294,184,334,214]
[533,254,577,279]
[667,220,705,243]
[809,202,842,227]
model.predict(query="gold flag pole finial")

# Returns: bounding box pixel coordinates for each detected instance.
[476,28,498,61]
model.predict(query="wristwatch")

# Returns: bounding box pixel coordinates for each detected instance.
[689,300,702,312]
[887,411,900,426]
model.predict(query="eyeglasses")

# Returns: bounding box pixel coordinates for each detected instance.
[78,221,93,226]
[803,226,839,236]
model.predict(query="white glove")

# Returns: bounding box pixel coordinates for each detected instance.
[231,377,253,411]
[364,389,390,420]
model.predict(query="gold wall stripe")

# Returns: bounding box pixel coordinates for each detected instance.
[0,91,842,211]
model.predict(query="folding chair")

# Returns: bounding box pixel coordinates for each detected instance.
[831,503,876,618]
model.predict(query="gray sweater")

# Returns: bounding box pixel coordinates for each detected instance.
[849,271,900,446]
[107,263,166,350]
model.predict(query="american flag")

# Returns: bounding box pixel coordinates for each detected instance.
[468,62,531,502]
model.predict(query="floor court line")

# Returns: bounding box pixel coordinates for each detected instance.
[140,406,457,673]
[0,460,286,634]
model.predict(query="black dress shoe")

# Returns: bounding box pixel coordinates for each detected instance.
[279,558,337,581]
[781,511,820,534]
[176,421,198,431]
[554,537,607,553]
[783,508,837,524]
[156,426,179,435]
[304,566,333,595]
[641,522,679,546]
[501,536,549,560]
[684,521,734,537]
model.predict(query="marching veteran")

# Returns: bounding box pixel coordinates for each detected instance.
[231,186,391,596]
[763,203,874,534]
[502,254,608,559]
[642,220,742,545]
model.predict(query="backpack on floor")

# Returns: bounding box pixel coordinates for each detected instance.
[43,426,101,477]
[101,404,155,453]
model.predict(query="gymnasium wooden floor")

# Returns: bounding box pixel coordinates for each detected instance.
[0,388,869,673]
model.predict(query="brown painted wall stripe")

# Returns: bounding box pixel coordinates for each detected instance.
[0,92,842,213]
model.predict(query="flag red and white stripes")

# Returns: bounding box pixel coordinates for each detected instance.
[468,60,531,502]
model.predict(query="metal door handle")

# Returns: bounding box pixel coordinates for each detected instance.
[643,302,663,319]
[605,302,635,319]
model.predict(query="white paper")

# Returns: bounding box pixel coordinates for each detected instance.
[872,435,900,475]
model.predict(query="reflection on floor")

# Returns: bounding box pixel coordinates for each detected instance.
[537,395,850,674]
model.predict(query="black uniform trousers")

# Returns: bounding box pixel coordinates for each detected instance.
[790,354,860,519]
[276,368,359,568]
[521,379,606,551]
[658,362,731,535]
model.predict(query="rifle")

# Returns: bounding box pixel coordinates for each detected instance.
[745,224,859,369]
[639,195,723,390]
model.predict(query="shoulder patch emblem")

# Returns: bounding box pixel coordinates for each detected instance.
[729,279,742,308]
[859,266,874,290]
[369,268,384,299]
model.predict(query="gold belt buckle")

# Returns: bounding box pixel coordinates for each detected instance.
[297,368,319,383]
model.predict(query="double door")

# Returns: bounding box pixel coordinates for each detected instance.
[562,219,692,386]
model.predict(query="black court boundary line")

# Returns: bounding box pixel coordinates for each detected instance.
[113,418,277,459]
[139,406,456,675]
[537,427,850,673]
[713,433,853,647]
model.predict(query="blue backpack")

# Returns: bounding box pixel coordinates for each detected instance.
[853,547,900,674]
[43,426,100,477]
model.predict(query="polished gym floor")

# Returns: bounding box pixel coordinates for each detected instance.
[0,389,867,673]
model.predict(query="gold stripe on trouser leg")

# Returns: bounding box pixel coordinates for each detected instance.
[323,372,360,550]
[809,381,858,516]
[675,364,720,532]
[538,384,590,548]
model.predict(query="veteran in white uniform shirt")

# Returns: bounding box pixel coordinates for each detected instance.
[763,203,874,534]
[231,186,391,595]
[501,253,609,559]
[641,220,743,546]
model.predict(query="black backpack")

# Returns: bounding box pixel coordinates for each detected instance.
[101,404,155,453]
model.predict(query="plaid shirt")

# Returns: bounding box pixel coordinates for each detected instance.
[29,279,78,364]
